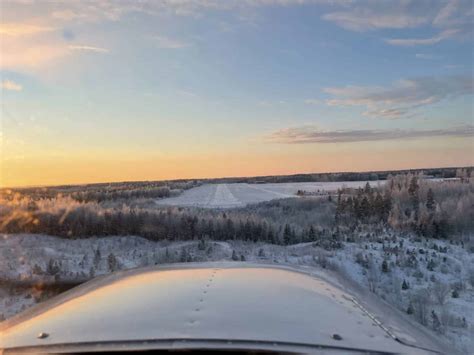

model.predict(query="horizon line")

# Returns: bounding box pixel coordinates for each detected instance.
[2,164,472,190]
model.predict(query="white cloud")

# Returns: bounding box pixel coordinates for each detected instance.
[3,0,471,74]
[265,125,474,144]
[362,108,409,120]
[385,29,459,47]
[322,10,427,32]
[0,35,71,71]
[177,89,198,97]
[1,1,354,27]
[258,99,288,106]
[444,64,463,69]
[432,0,472,28]
[304,99,320,105]
[324,75,473,119]
[151,35,189,49]
[1,80,23,91]
[1,40,109,73]
[0,23,56,36]
[322,0,472,45]
[415,53,436,60]
[68,45,110,53]
[6,0,320,26]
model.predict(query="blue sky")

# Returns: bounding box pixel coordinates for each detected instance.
[1,0,473,186]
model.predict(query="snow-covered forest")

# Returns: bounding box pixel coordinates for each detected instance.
[1,168,473,353]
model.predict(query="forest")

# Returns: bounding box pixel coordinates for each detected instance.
[1,170,472,248]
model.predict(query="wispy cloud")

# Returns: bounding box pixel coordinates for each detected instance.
[68,45,110,53]
[322,10,427,32]
[258,100,287,106]
[1,40,70,71]
[322,0,472,45]
[44,1,342,22]
[362,108,410,120]
[151,35,189,49]
[265,125,474,144]
[7,0,308,26]
[0,1,362,29]
[3,1,471,78]
[444,64,463,70]
[415,53,437,60]
[304,99,320,105]
[1,80,23,91]
[0,23,56,36]
[324,75,473,119]
[177,89,198,97]
[386,29,459,47]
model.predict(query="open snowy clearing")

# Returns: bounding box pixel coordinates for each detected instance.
[156,181,384,208]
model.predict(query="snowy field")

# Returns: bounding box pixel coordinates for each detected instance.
[155,181,384,208]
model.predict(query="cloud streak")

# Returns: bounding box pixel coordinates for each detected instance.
[322,9,427,32]
[265,125,474,144]
[415,53,437,60]
[304,99,321,105]
[324,75,473,119]
[322,0,472,45]
[0,23,56,36]
[1,80,23,91]
[7,0,332,25]
[151,36,189,49]
[386,29,459,47]
[68,45,110,53]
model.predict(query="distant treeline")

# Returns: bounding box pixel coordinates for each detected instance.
[1,180,200,203]
[205,166,472,184]
[3,167,472,201]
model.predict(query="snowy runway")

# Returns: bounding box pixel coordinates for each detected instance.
[156,181,383,208]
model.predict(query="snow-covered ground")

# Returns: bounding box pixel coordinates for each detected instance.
[155,181,384,208]
[1,233,472,353]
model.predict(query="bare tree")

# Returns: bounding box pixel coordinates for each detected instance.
[107,253,118,272]
[410,288,431,326]
[367,258,380,293]
[468,269,474,288]
[432,281,450,305]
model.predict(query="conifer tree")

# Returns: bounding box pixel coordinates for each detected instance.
[308,225,316,241]
[283,224,292,245]
[426,188,435,211]
[431,310,441,332]
[179,248,187,262]
[408,176,420,218]
[107,253,118,272]
[231,250,239,261]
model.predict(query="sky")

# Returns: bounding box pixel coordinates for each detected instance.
[0,0,473,187]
